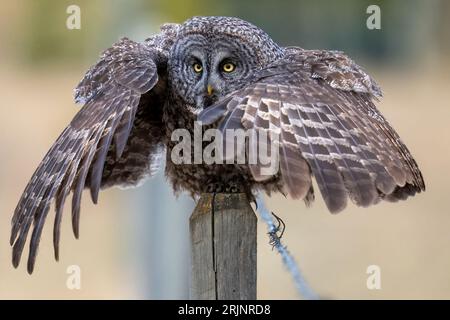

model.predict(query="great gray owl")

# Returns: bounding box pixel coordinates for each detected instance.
[11,16,425,273]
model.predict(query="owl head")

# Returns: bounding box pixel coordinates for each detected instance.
[168,16,284,112]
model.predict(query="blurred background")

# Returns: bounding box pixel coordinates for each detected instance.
[0,0,449,299]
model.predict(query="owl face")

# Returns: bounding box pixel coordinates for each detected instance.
[169,33,261,111]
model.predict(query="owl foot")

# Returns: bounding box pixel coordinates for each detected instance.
[205,181,241,193]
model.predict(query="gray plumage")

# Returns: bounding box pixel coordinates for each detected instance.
[11,16,425,273]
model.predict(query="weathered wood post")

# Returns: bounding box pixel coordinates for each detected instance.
[189,193,257,300]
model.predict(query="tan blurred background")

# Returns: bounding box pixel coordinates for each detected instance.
[1,0,449,299]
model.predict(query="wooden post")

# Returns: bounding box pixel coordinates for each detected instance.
[189,193,257,300]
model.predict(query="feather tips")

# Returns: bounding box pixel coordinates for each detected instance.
[11,38,167,273]
[207,49,424,212]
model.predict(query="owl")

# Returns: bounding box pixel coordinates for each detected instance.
[11,16,425,273]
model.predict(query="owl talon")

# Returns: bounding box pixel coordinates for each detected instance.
[225,182,240,193]
[205,181,242,193]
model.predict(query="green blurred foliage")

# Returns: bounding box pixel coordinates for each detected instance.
[12,0,450,67]
[22,1,90,64]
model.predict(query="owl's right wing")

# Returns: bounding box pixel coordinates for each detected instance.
[11,30,177,273]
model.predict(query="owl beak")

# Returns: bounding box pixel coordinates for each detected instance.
[207,85,214,96]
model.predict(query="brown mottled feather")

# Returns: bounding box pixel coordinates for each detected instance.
[11,37,169,273]
[200,49,425,213]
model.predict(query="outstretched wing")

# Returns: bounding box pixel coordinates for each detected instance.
[199,47,425,213]
[11,32,175,273]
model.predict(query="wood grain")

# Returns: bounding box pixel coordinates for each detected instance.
[190,193,257,300]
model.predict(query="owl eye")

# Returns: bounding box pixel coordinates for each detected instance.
[193,63,203,73]
[222,62,236,73]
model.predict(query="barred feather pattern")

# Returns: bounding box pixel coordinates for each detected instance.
[199,52,425,213]
[11,36,170,273]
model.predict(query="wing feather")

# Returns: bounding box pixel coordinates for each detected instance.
[53,133,90,261]
[288,103,348,212]
[11,36,171,273]
[199,49,425,213]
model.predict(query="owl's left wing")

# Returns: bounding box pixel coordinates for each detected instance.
[199,48,425,213]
